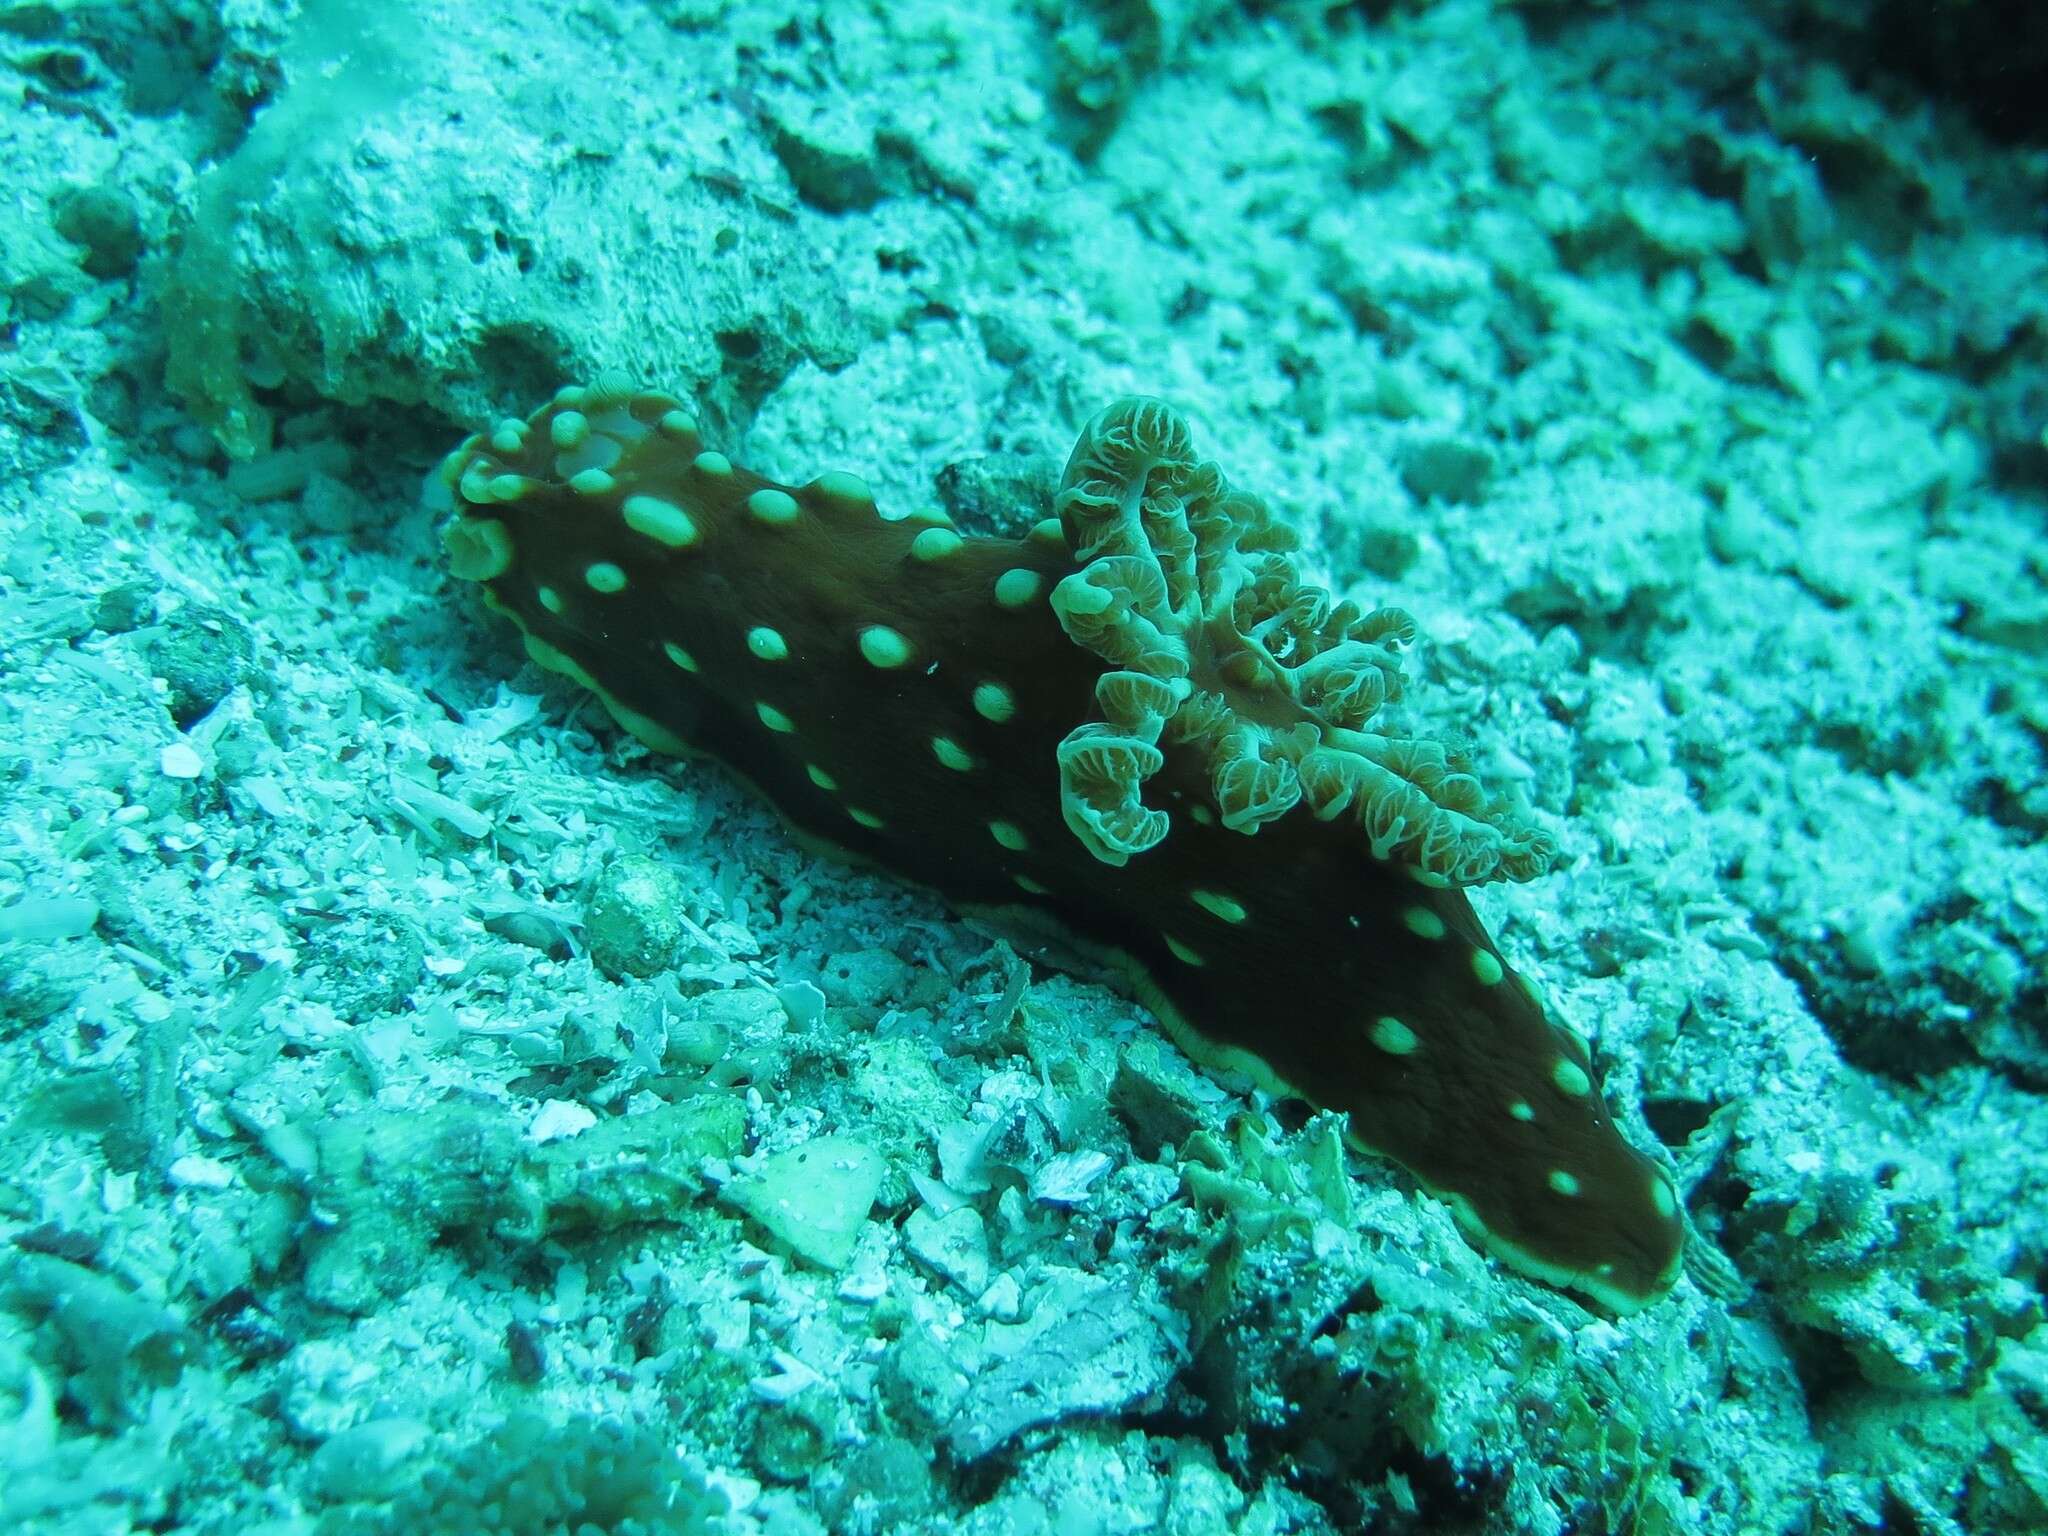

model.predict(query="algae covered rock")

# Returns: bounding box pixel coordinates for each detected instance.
[585,855,691,980]
[347,1411,746,1535]
[147,603,255,727]
[293,1098,742,1311]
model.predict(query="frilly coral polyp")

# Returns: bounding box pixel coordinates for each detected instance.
[1050,398,1556,886]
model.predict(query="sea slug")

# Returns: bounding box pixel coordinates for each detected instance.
[438,377,1687,1312]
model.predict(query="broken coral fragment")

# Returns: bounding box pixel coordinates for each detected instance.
[440,381,1685,1312]
[721,1135,885,1271]
[944,1268,1180,1460]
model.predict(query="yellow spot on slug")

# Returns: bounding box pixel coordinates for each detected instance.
[756,702,795,733]
[438,440,476,484]
[1552,1058,1592,1097]
[747,626,789,661]
[989,820,1028,851]
[806,763,837,791]
[569,468,616,497]
[663,641,699,673]
[1369,1016,1420,1056]
[848,807,884,829]
[910,527,964,561]
[550,410,589,449]
[1650,1174,1677,1218]
[972,682,1015,723]
[1508,1100,1535,1122]
[1548,1170,1582,1197]
[585,562,627,594]
[537,585,564,615]
[993,568,1043,609]
[694,451,733,477]
[1164,935,1203,966]
[858,625,913,668]
[587,373,632,407]
[443,517,515,582]
[1190,890,1247,923]
[1403,906,1446,940]
[747,487,800,525]
[1470,948,1504,986]
[931,737,974,771]
[622,494,699,548]
[813,470,871,503]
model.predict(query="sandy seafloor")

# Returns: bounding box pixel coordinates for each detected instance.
[1,1,2046,1532]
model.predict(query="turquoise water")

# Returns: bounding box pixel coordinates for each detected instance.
[2,2,2045,1532]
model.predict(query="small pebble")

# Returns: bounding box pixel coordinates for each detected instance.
[529,1099,597,1144]
[160,742,205,779]
[168,1154,234,1189]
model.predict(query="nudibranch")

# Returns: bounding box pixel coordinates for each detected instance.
[438,377,1686,1312]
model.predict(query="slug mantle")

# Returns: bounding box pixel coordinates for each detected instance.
[439,378,1686,1313]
